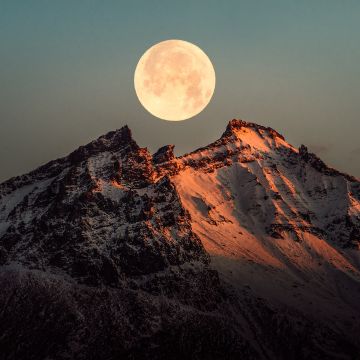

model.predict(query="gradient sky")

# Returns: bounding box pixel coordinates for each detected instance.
[1,0,359,182]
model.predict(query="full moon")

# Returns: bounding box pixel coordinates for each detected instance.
[134,39,216,121]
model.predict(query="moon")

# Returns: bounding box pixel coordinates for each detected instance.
[134,39,216,121]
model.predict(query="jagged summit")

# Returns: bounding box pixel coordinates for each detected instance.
[0,125,137,196]
[69,125,138,163]
[221,118,285,141]
[0,119,282,195]
[1,118,359,193]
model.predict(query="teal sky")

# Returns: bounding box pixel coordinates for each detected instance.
[1,0,359,181]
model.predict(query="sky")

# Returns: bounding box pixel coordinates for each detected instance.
[0,0,359,182]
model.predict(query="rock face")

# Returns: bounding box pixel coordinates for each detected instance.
[0,119,360,359]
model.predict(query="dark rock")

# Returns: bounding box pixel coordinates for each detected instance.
[153,145,175,164]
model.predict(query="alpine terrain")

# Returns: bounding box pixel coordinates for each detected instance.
[0,119,359,359]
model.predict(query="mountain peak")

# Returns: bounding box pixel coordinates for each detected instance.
[222,118,285,141]
[68,125,138,164]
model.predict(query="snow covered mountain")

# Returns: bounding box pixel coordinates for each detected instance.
[0,119,359,359]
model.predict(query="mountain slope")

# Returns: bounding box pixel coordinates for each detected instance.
[0,119,359,359]
[171,120,360,344]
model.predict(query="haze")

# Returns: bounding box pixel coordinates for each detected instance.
[1,0,360,182]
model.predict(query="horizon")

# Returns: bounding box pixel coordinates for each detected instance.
[0,118,359,184]
[4,117,357,183]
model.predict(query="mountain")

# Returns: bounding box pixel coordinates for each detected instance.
[0,119,359,360]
